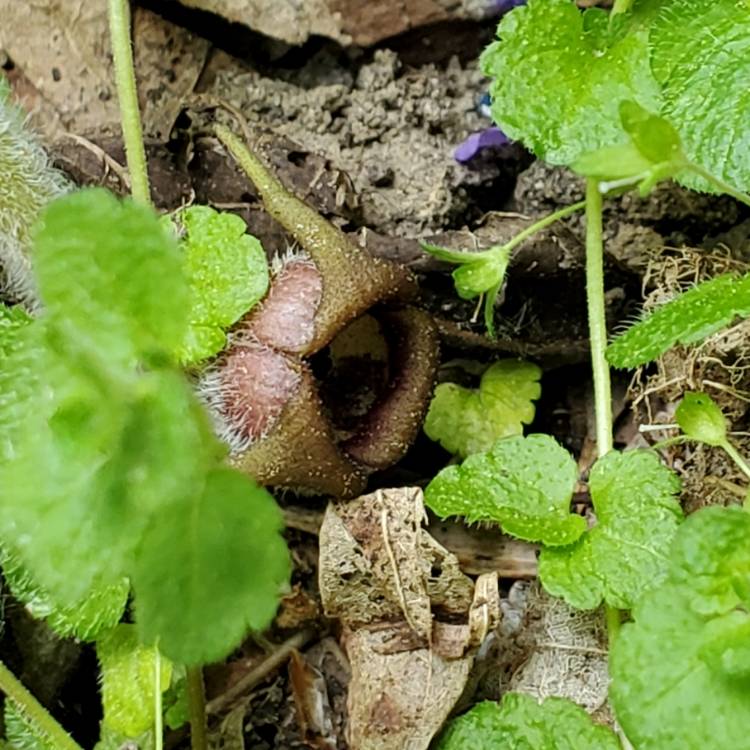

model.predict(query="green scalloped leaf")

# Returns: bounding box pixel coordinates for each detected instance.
[424,359,542,458]
[610,506,750,749]
[650,0,750,192]
[539,450,682,610]
[33,189,188,369]
[481,0,659,165]
[0,189,290,666]
[175,206,269,365]
[133,468,290,665]
[607,273,750,368]
[0,546,128,641]
[97,624,172,738]
[435,693,619,750]
[424,434,584,546]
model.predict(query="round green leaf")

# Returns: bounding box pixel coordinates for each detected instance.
[425,434,584,546]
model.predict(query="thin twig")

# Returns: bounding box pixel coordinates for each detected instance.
[61,132,131,188]
[206,629,316,715]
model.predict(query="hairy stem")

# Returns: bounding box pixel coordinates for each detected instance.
[585,179,613,457]
[689,165,750,209]
[0,660,83,750]
[585,179,618,642]
[186,666,208,750]
[503,199,586,256]
[108,0,151,205]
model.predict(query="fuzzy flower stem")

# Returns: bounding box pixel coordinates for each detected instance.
[108,0,151,206]
[0,660,83,750]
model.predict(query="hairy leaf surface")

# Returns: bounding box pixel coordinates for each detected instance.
[134,468,290,665]
[0,546,128,641]
[425,434,584,545]
[607,274,750,367]
[436,693,619,750]
[539,450,682,609]
[34,189,187,368]
[650,0,750,192]
[610,507,750,749]
[481,0,659,165]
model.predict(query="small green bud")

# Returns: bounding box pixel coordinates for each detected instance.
[675,392,727,446]
[452,247,510,300]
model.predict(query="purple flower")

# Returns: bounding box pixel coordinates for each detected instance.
[454,127,511,164]
[489,0,527,15]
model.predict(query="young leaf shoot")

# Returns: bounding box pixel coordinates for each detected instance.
[424,359,541,458]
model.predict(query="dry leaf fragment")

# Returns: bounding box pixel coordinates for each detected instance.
[319,488,475,636]
[504,582,610,714]
[319,488,501,750]
[345,627,473,750]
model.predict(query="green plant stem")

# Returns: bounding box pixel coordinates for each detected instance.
[503,200,586,256]
[108,0,151,206]
[690,165,750,209]
[423,199,587,265]
[650,435,690,452]
[612,0,635,15]
[186,666,208,750]
[0,659,83,750]
[720,439,750,481]
[585,179,613,458]
[154,647,164,750]
[585,178,618,643]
